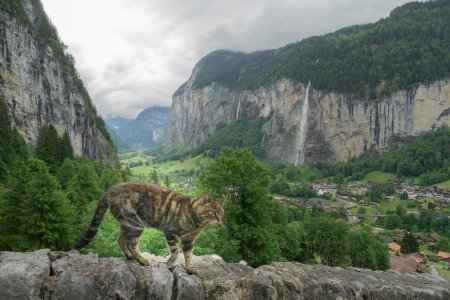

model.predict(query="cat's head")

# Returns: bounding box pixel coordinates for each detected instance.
[196,193,227,225]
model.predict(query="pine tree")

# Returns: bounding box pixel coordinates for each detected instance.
[67,163,102,214]
[121,166,132,181]
[0,97,15,165]
[0,98,28,167]
[99,168,122,191]
[57,158,76,190]
[0,160,29,250]
[164,175,172,188]
[58,131,74,161]
[19,158,76,250]
[282,221,307,261]
[0,155,8,184]
[400,232,420,254]
[35,125,73,173]
[149,168,160,185]
[34,124,60,172]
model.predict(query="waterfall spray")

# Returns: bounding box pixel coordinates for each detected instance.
[295,81,311,166]
[236,99,241,119]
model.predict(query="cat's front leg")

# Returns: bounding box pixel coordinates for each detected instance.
[182,238,198,275]
[165,233,180,270]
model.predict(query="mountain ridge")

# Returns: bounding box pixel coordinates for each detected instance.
[175,0,449,99]
[106,106,170,151]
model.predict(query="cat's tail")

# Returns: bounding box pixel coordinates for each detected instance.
[71,194,110,250]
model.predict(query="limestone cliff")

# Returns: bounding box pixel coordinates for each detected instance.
[0,250,448,299]
[168,76,450,164]
[0,1,118,167]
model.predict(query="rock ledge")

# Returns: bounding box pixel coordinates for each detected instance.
[0,250,448,299]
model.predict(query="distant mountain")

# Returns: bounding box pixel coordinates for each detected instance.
[106,106,170,151]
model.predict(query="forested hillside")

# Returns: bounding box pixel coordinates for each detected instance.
[178,0,450,99]
[302,127,450,186]
[0,100,124,251]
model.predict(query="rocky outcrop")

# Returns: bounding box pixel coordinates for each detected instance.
[0,1,118,167]
[1,250,448,300]
[168,76,450,164]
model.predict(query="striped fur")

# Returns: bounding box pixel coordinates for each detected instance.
[72,183,226,274]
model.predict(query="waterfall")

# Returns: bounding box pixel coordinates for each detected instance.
[236,99,241,119]
[295,81,311,166]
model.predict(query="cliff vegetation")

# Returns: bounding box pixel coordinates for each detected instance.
[301,127,450,187]
[179,0,450,99]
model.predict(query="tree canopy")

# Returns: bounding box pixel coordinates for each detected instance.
[198,147,283,266]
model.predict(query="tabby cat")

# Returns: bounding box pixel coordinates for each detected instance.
[72,182,226,275]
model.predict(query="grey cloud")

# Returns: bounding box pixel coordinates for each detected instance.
[43,0,412,118]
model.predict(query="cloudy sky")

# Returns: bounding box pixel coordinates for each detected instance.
[40,0,412,119]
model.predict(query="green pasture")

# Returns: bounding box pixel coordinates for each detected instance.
[362,171,397,183]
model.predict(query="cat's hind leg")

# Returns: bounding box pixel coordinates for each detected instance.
[122,225,150,266]
[165,233,180,270]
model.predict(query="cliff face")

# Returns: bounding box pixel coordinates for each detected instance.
[168,75,450,164]
[0,1,118,167]
[0,250,448,300]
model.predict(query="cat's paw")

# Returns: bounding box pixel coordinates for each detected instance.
[186,267,199,275]
[138,258,150,266]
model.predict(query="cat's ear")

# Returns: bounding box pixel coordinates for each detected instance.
[202,192,212,201]
[218,195,228,206]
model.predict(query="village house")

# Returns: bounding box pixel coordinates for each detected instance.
[386,196,396,202]
[408,193,417,200]
[415,232,441,250]
[383,237,395,243]
[429,233,441,243]
[349,218,363,226]
[300,198,330,209]
[416,232,429,243]
[415,198,426,206]
[437,251,450,264]
[388,242,401,253]
[344,181,373,197]
[390,253,427,274]
[324,204,340,213]
[369,202,379,208]
[358,200,368,206]
[394,229,407,240]
[312,180,337,196]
